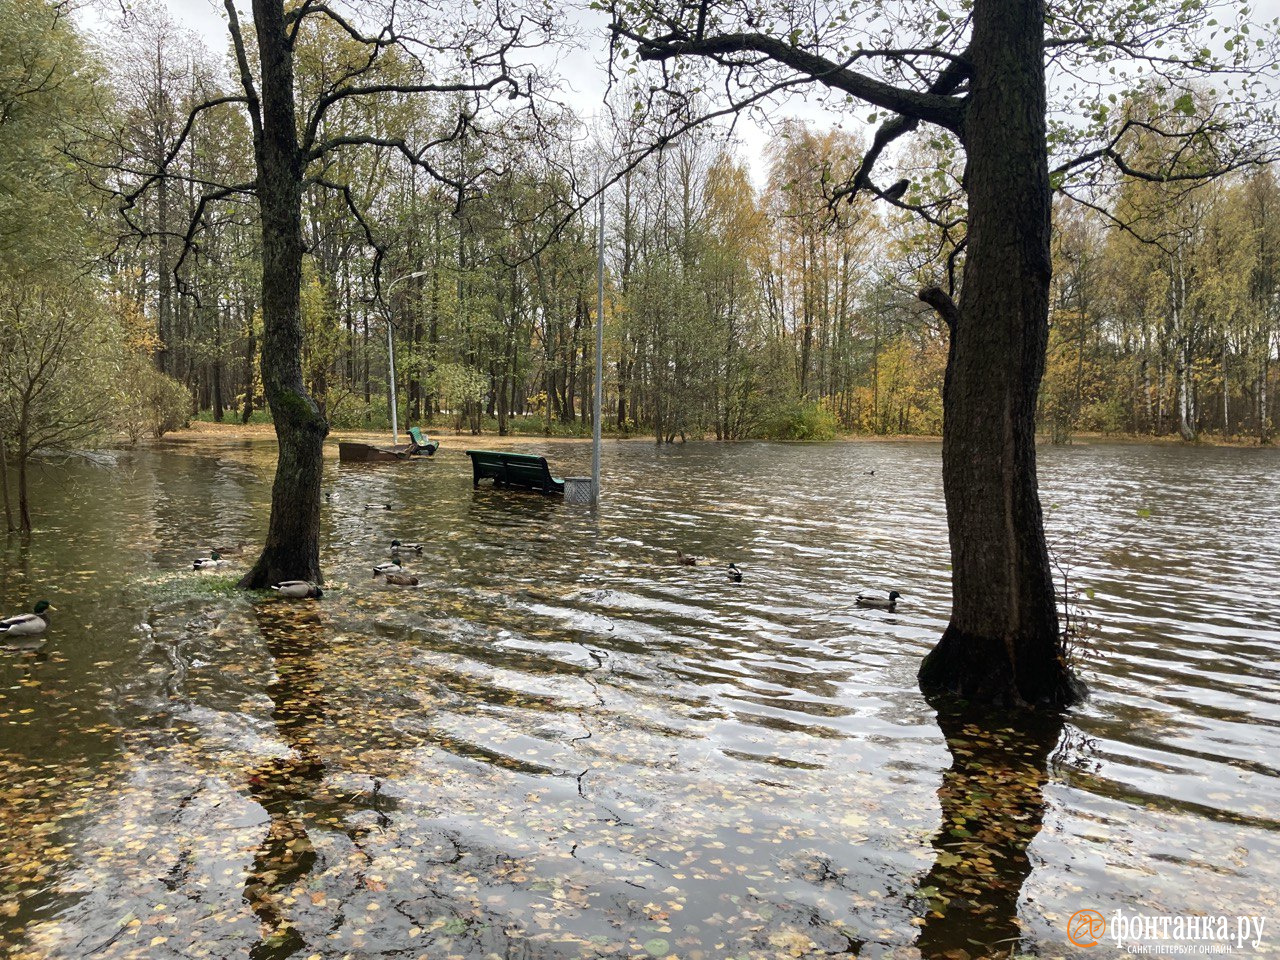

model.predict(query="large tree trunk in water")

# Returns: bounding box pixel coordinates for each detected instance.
[918,0,1079,708]
[239,0,328,589]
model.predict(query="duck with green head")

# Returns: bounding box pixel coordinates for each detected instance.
[855,590,901,611]
[1,601,54,637]
[193,552,229,571]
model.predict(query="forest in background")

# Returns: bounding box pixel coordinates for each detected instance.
[2,0,1278,479]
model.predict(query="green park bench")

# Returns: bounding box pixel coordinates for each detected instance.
[465,450,565,495]
[407,426,439,456]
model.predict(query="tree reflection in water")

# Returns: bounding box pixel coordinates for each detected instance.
[915,707,1064,959]
[243,602,395,960]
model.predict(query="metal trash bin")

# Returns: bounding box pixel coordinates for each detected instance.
[564,477,595,505]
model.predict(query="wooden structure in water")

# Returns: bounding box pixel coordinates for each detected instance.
[338,429,439,463]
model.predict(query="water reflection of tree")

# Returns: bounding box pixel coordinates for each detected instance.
[244,603,395,960]
[914,708,1063,959]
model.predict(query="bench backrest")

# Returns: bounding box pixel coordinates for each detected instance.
[408,426,426,447]
[501,460,551,485]
[467,450,549,471]
[466,449,561,490]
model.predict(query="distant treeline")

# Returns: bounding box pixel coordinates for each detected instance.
[4,0,1278,456]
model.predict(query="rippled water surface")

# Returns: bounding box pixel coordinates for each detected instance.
[1,436,1277,959]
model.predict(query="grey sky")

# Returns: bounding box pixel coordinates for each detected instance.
[84,0,842,184]
[85,0,1280,188]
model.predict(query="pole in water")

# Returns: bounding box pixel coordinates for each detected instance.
[386,316,399,447]
[592,187,604,504]
[383,271,429,449]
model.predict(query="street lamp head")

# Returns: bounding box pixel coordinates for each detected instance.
[381,270,432,327]
[385,269,431,295]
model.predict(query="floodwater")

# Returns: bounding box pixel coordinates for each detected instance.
[1,436,1277,960]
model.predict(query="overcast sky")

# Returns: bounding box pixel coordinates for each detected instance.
[83,0,1280,188]
[81,0,850,185]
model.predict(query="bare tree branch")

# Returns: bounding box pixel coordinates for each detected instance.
[616,27,967,132]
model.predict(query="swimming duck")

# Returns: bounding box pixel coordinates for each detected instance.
[373,561,404,577]
[193,551,230,570]
[727,563,743,583]
[390,540,424,555]
[383,573,420,587]
[676,550,698,567]
[0,601,54,637]
[271,581,324,599]
[855,590,901,610]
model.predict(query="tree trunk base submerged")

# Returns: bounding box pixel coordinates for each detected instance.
[919,623,1086,709]
[238,408,328,589]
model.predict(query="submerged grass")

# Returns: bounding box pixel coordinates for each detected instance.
[133,571,244,603]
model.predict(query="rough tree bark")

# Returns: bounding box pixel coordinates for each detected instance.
[238,0,328,588]
[916,0,1078,707]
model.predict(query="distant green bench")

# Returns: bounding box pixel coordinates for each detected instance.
[407,426,439,456]
[465,450,564,495]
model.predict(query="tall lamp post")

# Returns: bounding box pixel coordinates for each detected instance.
[381,270,429,447]
[593,189,604,501]
[564,188,607,507]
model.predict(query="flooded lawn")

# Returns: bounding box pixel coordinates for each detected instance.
[1,437,1277,959]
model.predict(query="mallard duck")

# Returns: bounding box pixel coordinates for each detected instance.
[373,561,404,577]
[727,563,743,583]
[856,590,901,610]
[390,540,424,555]
[193,551,230,570]
[383,573,420,587]
[676,550,698,567]
[1,601,54,637]
[271,581,324,599]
